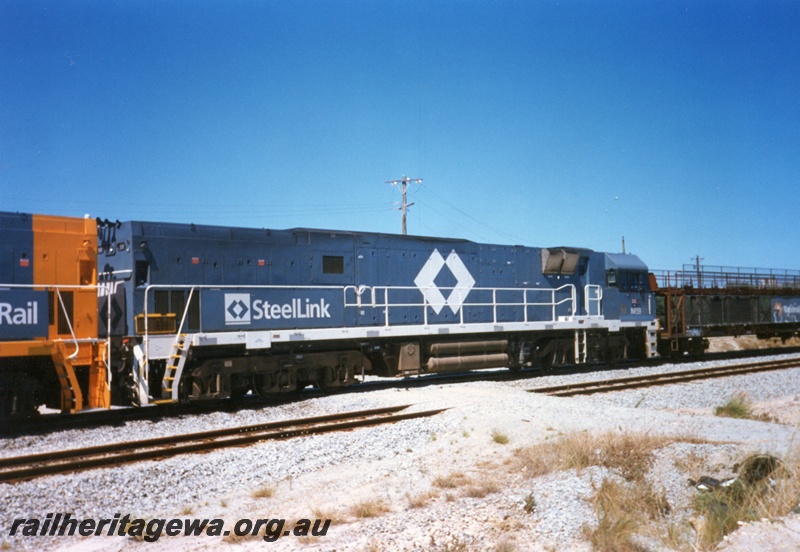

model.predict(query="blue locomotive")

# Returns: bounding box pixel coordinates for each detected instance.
[96,219,658,406]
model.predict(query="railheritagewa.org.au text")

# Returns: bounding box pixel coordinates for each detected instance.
[8,513,331,543]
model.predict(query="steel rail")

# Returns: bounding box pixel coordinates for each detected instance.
[528,358,800,397]
[0,405,445,483]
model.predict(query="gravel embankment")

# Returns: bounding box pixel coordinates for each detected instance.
[2,352,800,551]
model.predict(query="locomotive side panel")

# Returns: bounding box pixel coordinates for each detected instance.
[0,213,43,342]
[1,213,103,418]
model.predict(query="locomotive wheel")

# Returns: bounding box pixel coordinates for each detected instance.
[604,344,625,368]
[540,350,556,373]
[252,373,298,401]
[228,373,251,400]
[0,371,43,420]
[538,339,573,372]
[229,384,250,400]
[315,365,355,392]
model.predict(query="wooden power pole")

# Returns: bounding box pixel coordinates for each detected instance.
[385,175,422,235]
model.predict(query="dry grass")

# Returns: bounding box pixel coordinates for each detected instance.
[692,455,800,549]
[523,492,536,514]
[637,482,671,520]
[583,477,672,552]
[297,535,323,546]
[514,430,708,551]
[350,498,390,519]
[430,470,501,499]
[514,432,593,477]
[406,489,439,509]
[400,425,800,551]
[416,429,800,551]
[360,539,383,552]
[464,478,501,498]
[715,392,754,419]
[429,535,471,551]
[493,537,519,552]
[583,479,640,551]
[578,445,800,551]
[714,392,775,422]
[251,484,275,499]
[514,430,680,481]
[310,506,346,524]
[663,519,694,551]
[433,471,471,489]
[491,430,510,445]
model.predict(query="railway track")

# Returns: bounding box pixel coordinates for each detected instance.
[528,357,800,397]
[5,347,798,437]
[0,404,445,484]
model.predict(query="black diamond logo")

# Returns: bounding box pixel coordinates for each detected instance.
[227,300,249,320]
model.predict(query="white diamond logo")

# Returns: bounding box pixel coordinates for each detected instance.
[414,249,476,315]
[224,293,251,325]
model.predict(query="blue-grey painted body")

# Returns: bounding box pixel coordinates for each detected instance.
[98,220,655,337]
[0,212,42,340]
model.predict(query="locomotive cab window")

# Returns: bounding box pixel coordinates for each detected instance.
[322,255,344,274]
[608,270,649,291]
[135,260,149,287]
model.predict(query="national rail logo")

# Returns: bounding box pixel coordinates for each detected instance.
[0,301,39,326]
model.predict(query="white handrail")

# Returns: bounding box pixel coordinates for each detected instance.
[55,289,81,360]
[1,283,100,359]
[346,283,577,326]
[584,285,603,316]
[135,282,581,336]
[176,287,196,336]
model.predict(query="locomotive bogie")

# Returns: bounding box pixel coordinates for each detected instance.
[184,348,367,401]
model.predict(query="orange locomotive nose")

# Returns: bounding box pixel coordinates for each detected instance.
[0,213,107,417]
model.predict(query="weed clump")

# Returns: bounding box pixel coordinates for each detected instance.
[714,392,754,419]
[251,485,275,499]
[514,430,676,481]
[714,392,775,422]
[514,431,692,551]
[491,430,510,445]
[692,454,800,548]
[350,498,389,519]
[433,471,470,489]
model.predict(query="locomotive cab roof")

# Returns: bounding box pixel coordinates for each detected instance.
[604,253,649,272]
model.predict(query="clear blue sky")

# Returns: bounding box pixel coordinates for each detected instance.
[2,1,798,271]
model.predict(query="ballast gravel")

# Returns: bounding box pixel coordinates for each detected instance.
[2,350,800,551]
